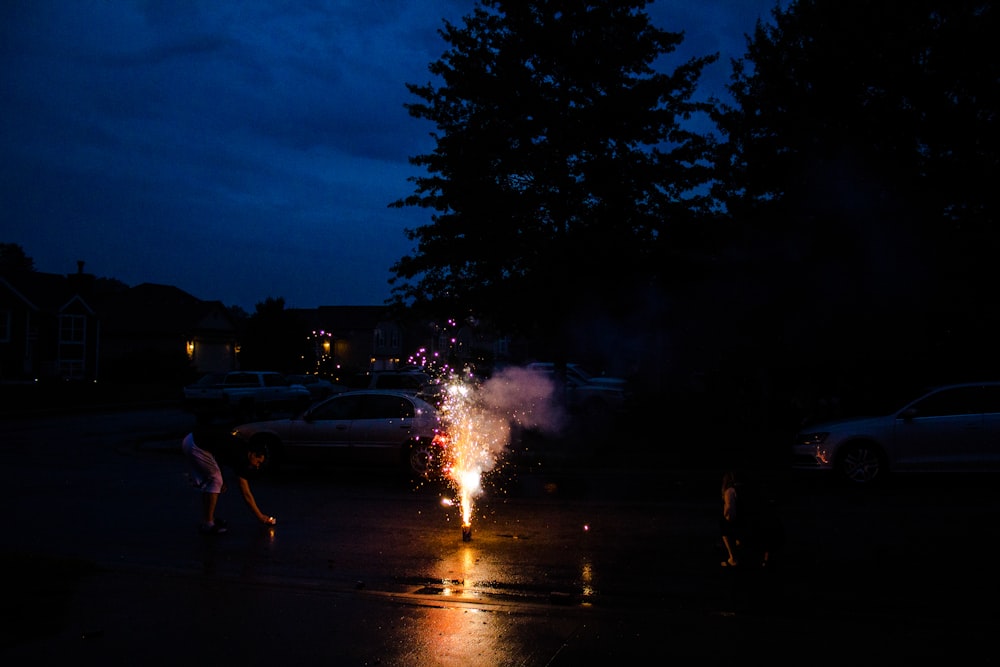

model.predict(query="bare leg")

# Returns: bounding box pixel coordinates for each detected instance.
[722,535,738,566]
[201,492,219,525]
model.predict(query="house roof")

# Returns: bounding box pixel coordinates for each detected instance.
[95,283,236,335]
[0,270,96,314]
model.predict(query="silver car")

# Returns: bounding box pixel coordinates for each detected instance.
[231,390,449,479]
[791,382,1000,485]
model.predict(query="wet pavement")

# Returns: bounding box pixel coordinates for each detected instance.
[2,407,998,662]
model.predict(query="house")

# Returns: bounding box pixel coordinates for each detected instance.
[291,306,507,379]
[1,259,508,389]
[95,283,239,381]
[0,267,100,382]
[289,306,405,378]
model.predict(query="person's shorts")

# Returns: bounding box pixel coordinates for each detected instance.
[181,432,224,493]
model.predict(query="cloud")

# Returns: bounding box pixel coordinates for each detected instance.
[1,0,779,311]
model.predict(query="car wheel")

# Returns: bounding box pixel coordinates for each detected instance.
[405,440,436,479]
[836,441,886,485]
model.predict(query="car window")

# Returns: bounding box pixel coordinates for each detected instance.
[358,394,414,419]
[311,394,363,420]
[907,386,984,417]
[225,373,254,386]
[982,386,1000,415]
[263,374,287,387]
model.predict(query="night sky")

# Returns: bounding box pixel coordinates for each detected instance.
[2,1,780,312]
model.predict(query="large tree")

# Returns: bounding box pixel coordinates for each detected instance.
[238,297,308,374]
[390,0,718,357]
[713,0,1000,384]
[0,243,35,272]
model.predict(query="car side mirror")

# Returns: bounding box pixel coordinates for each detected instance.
[901,408,918,421]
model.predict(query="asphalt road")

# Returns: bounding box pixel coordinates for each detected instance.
[1,406,997,662]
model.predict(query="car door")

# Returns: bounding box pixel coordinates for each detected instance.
[350,394,416,465]
[891,386,984,470]
[283,393,363,460]
[977,385,1000,468]
[260,372,286,405]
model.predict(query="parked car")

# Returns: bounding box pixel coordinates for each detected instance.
[528,362,629,390]
[791,381,1000,485]
[365,370,437,394]
[182,371,312,421]
[524,362,631,415]
[230,390,450,479]
[286,374,346,402]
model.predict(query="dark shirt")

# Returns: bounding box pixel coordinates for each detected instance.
[192,428,260,480]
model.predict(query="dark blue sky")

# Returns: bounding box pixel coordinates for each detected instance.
[2,1,779,312]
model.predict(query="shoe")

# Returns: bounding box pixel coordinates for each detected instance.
[199,523,228,535]
[213,518,228,528]
[721,558,738,567]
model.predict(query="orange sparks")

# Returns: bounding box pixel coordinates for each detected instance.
[438,376,510,536]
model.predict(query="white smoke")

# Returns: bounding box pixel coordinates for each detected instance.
[436,365,566,527]
[477,366,565,435]
[438,365,564,476]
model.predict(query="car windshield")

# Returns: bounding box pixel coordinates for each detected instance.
[194,373,225,386]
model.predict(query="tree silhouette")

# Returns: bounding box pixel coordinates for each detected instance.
[0,243,35,272]
[238,296,308,373]
[713,0,1000,386]
[390,0,719,359]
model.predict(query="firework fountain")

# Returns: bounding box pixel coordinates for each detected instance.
[436,366,562,541]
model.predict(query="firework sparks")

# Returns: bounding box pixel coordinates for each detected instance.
[439,380,508,538]
[435,366,562,539]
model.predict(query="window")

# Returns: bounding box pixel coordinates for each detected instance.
[224,373,255,387]
[0,310,9,342]
[58,314,86,379]
[262,373,288,387]
[982,386,1000,415]
[313,394,363,420]
[359,394,413,419]
[59,314,86,344]
[909,386,983,417]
